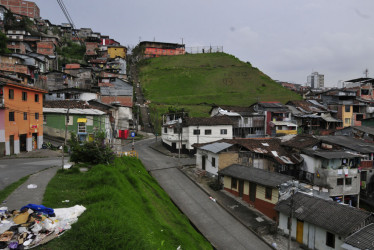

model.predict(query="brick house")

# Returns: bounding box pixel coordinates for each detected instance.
[139,41,185,58]
[0,0,40,18]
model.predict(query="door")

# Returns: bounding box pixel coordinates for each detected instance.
[238,180,244,197]
[308,224,315,249]
[202,156,206,170]
[9,135,14,155]
[20,134,27,152]
[32,133,37,150]
[249,183,256,202]
[296,220,304,244]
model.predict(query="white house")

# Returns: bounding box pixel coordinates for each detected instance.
[275,192,374,250]
[162,116,233,153]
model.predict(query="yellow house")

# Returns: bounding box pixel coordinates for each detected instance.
[342,105,353,127]
[107,46,127,59]
[218,164,293,221]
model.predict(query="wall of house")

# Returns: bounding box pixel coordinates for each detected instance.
[108,47,126,59]
[186,125,232,150]
[219,152,238,170]
[196,150,219,175]
[3,85,44,155]
[37,41,55,56]
[301,154,320,174]
[342,105,353,127]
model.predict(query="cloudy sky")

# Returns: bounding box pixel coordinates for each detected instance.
[33,0,374,87]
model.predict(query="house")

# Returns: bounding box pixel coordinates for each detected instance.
[43,100,112,142]
[162,115,233,153]
[107,45,127,59]
[276,192,374,250]
[210,105,265,138]
[286,100,342,134]
[44,88,98,102]
[63,64,94,90]
[139,41,185,58]
[42,70,76,91]
[249,102,297,136]
[0,74,47,155]
[219,164,293,220]
[194,137,302,177]
[0,0,40,18]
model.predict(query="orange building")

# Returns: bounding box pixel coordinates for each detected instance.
[0,75,47,155]
[139,41,185,58]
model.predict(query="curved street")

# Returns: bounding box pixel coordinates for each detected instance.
[124,137,271,250]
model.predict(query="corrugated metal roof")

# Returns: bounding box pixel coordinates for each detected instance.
[318,136,374,154]
[218,164,293,188]
[200,142,233,154]
[100,78,133,96]
[270,121,297,126]
[43,108,106,115]
[303,149,363,159]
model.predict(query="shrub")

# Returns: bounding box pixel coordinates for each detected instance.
[68,132,115,165]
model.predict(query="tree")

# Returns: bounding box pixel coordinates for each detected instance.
[0,32,10,54]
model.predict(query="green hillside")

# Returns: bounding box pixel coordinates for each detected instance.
[139,53,301,117]
[42,158,212,249]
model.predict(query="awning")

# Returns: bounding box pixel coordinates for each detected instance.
[77,118,87,123]
[321,113,341,123]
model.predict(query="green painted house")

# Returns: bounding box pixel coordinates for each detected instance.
[43,100,113,142]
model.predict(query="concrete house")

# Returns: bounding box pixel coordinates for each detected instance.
[249,102,297,136]
[43,100,112,142]
[44,88,98,102]
[276,192,374,250]
[162,115,233,153]
[210,105,265,138]
[219,164,293,221]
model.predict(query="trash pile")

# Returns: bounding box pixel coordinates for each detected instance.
[0,204,86,249]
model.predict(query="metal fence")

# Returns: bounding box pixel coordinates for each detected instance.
[185,46,223,54]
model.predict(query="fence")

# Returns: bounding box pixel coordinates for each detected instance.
[185,46,223,54]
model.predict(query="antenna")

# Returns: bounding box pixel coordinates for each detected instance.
[363,68,369,78]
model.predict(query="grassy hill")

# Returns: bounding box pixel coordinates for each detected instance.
[41,158,212,250]
[139,53,301,117]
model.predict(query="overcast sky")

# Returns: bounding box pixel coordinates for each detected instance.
[33,0,374,87]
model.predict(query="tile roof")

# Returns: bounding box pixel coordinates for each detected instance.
[184,116,234,126]
[287,100,328,113]
[344,223,374,249]
[275,192,373,237]
[218,164,293,188]
[44,100,92,109]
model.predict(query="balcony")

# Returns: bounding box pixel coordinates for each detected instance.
[359,160,374,169]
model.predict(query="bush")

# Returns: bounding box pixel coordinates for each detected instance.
[68,132,115,165]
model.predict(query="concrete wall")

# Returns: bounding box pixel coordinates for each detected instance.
[196,150,219,175]
[186,125,233,149]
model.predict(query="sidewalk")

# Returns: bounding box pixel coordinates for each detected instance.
[178,166,303,250]
[2,166,59,210]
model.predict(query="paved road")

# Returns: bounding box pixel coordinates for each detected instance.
[0,157,65,190]
[125,138,271,250]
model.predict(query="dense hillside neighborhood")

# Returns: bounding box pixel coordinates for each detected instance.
[1,1,374,250]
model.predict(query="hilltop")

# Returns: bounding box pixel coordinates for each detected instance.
[138,53,302,117]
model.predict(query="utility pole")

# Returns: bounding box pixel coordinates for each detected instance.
[62,108,70,170]
[288,185,295,250]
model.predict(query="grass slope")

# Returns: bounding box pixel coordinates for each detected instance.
[41,158,212,250]
[139,53,301,117]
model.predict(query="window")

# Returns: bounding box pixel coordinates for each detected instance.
[244,118,248,124]
[35,112,39,120]
[9,112,14,121]
[174,127,179,134]
[43,114,47,124]
[337,178,344,186]
[205,129,212,135]
[345,118,351,125]
[86,116,93,126]
[345,105,350,112]
[326,231,335,248]
[345,178,352,185]
[231,178,237,189]
[22,92,27,101]
[57,93,60,98]
[361,171,367,182]
[220,129,227,135]
[164,127,167,134]
[9,89,14,99]
[78,122,86,133]
[212,157,216,167]
[35,94,39,102]
[23,112,27,120]
[265,187,272,200]
[193,129,200,135]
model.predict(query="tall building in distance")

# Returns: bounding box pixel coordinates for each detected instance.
[307,72,324,89]
[0,0,40,18]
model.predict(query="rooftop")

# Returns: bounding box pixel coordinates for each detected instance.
[218,164,293,188]
[275,192,373,237]
[343,223,374,250]
[318,135,374,154]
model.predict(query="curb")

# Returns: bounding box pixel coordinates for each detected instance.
[178,167,276,250]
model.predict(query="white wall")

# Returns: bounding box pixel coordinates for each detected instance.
[196,149,220,175]
[186,125,232,149]
[301,154,321,173]
[80,93,98,101]
[26,137,32,152]
[38,135,43,149]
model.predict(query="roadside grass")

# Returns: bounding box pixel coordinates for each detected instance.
[0,175,30,203]
[40,157,212,250]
